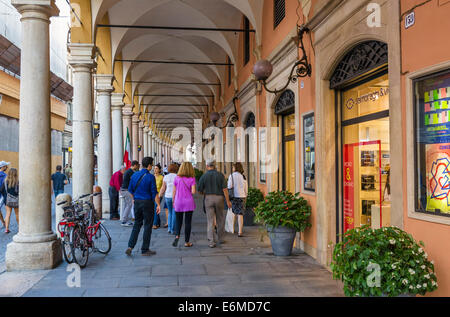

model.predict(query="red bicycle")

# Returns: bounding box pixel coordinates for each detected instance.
[58,193,111,268]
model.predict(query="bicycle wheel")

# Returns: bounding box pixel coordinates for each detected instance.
[70,225,89,268]
[93,223,111,254]
[62,227,74,264]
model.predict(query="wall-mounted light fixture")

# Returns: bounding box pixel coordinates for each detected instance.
[253,25,312,95]
[209,96,239,129]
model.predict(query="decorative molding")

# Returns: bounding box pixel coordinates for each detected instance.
[274,89,295,115]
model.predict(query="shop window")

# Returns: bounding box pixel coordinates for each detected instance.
[259,128,266,183]
[341,72,390,231]
[414,69,450,218]
[274,0,285,29]
[303,113,315,192]
[243,17,250,66]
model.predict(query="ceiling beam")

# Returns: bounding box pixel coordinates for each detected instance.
[116,59,233,66]
[143,104,208,107]
[137,94,213,97]
[126,81,220,86]
[97,24,255,33]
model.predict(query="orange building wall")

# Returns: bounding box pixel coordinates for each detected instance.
[401,0,450,296]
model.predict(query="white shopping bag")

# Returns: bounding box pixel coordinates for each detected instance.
[225,208,234,233]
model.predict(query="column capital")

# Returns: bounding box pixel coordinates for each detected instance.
[68,43,96,70]
[144,127,150,133]
[111,93,125,109]
[12,0,59,18]
[139,121,145,129]
[94,74,114,95]
[122,104,134,116]
[132,114,140,123]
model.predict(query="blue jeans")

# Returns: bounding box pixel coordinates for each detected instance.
[153,199,161,227]
[165,198,176,233]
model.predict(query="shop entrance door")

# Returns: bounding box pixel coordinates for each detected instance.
[340,73,391,233]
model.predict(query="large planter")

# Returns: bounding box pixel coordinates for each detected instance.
[243,207,255,226]
[267,225,296,256]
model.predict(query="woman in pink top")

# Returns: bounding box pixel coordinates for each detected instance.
[172,162,196,247]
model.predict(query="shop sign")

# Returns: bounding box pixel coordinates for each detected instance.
[344,87,389,110]
[343,144,354,232]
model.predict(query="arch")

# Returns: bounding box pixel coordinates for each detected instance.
[244,112,255,128]
[329,40,388,89]
[274,89,295,115]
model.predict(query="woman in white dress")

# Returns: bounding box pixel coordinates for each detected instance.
[227,162,248,237]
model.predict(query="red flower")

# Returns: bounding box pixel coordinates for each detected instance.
[284,201,288,204]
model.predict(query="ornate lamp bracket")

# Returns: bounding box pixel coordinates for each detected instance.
[255,25,312,95]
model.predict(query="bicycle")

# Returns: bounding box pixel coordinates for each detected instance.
[58,193,112,268]
[70,193,112,267]
[57,196,85,264]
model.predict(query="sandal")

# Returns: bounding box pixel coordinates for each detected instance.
[163,224,168,228]
[172,237,179,247]
[5,229,10,234]
[184,242,193,247]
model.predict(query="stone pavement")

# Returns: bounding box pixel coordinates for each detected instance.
[1,194,344,297]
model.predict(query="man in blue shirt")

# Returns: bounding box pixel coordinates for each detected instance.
[125,157,161,256]
[51,165,68,198]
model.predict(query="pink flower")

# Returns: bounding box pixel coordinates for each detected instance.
[284,201,288,204]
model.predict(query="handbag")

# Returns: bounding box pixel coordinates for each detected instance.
[228,173,235,199]
[4,182,18,208]
[225,207,234,233]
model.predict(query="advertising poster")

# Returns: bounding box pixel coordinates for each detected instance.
[343,145,354,232]
[426,143,450,214]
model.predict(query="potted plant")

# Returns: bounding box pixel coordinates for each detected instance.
[194,168,203,183]
[331,225,438,297]
[244,187,264,226]
[254,191,311,256]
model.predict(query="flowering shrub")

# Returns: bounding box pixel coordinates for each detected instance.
[254,191,311,232]
[246,187,264,209]
[331,225,438,297]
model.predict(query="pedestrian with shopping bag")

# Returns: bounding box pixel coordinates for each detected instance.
[227,163,248,237]
[197,159,232,248]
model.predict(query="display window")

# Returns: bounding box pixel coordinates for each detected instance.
[303,113,315,192]
[414,69,450,218]
[282,112,296,193]
[341,73,391,231]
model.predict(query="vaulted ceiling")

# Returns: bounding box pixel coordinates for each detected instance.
[89,0,263,132]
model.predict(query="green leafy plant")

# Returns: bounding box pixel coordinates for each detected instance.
[246,187,264,209]
[194,168,203,183]
[331,225,438,297]
[254,191,311,232]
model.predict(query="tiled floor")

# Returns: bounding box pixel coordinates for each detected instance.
[16,195,344,297]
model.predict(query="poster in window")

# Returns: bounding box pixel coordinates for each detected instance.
[416,71,450,216]
[303,114,315,191]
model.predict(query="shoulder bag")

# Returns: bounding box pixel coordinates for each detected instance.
[228,173,235,199]
[5,181,18,208]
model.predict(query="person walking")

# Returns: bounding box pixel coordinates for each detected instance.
[197,160,232,248]
[51,165,68,199]
[0,161,10,228]
[159,163,179,235]
[172,162,196,247]
[0,168,19,233]
[109,165,125,220]
[152,164,164,229]
[228,163,248,237]
[64,164,71,184]
[125,157,161,256]
[120,160,140,226]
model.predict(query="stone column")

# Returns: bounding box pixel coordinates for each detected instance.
[68,44,96,199]
[111,93,124,171]
[143,127,149,157]
[6,0,61,270]
[138,121,144,163]
[148,130,153,159]
[94,74,114,214]
[132,114,139,162]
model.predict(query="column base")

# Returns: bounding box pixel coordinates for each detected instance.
[5,237,62,271]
